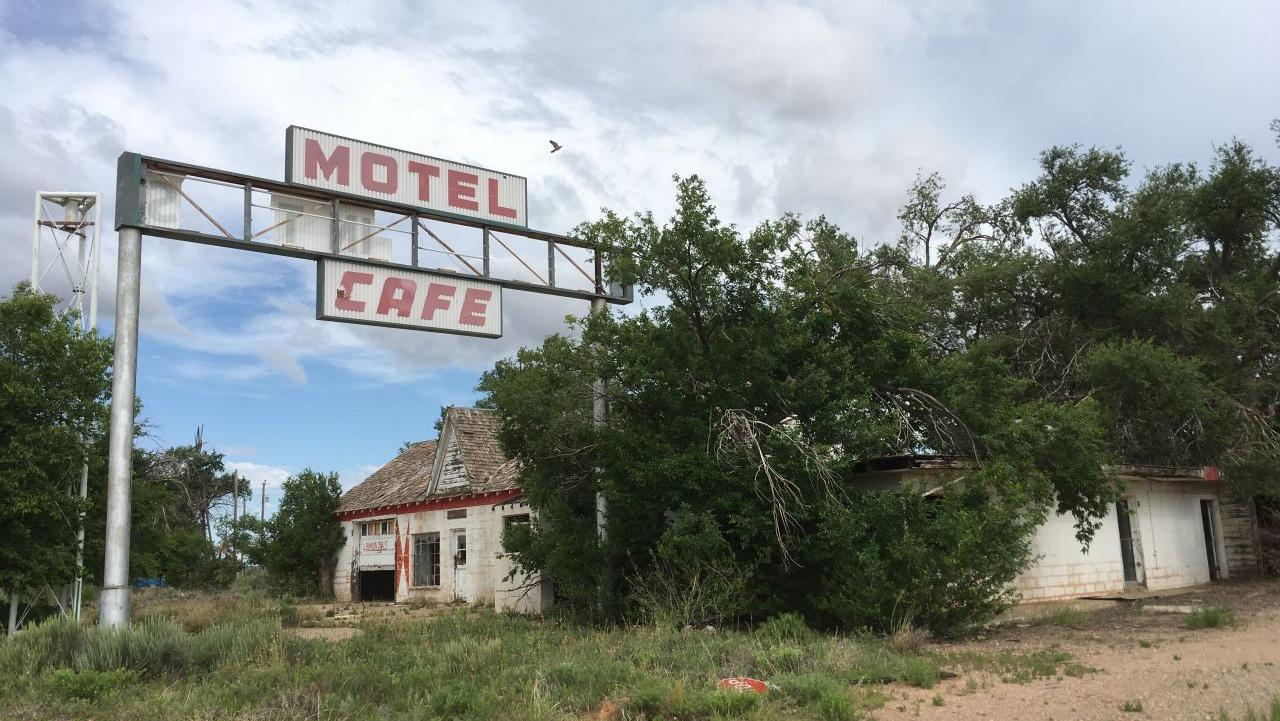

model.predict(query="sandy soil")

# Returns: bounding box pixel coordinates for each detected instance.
[877,580,1280,721]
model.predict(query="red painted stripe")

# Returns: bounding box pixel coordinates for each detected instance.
[335,488,523,521]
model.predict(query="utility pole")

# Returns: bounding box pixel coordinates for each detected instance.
[261,480,267,522]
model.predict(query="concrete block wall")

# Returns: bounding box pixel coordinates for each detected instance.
[1018,479,1233,601]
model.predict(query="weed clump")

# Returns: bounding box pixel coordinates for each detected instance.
[1186,605,1235,629]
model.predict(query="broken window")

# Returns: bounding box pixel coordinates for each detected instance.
[413,532,440,587]
[361,519,394,536]
[501,514,531,547]
[446,509,467,520]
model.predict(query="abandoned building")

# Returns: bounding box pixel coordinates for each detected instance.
[333,406,549,612]
[855,456,1261,601]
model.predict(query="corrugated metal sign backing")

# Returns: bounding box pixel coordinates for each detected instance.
[287,127,527,227]
[317,258,503,338]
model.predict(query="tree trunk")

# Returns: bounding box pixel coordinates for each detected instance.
[317,559,334,599]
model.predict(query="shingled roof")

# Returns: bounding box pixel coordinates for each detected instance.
[337,407,520,514]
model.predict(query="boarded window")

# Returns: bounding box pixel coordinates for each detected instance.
[446,509,467,520]
[413,532,440,586]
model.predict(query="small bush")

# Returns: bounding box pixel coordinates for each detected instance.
[777,673,858,720]
[1122,699,1144,712]
[755,612,814,644]
[629,512,750,628]
[44,668,133,701]
[754,643,809,674]
[886,616,928,655]
[626,679,760,719]
[1186,605,1235,629]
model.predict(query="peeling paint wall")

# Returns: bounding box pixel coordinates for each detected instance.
[335,498,548,612]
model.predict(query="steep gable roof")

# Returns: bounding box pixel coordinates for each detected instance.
[337,407,520,515]
[428,407,507,495]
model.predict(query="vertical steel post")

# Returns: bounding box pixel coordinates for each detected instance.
[591,247,610,610]
[592,297,608,542]
[64,198,89,622]
[242,183,252,242]
[29,194,41,291]
[411,214,419,267]
[547,242,556,286]
[99,226,142,628]
[482,229,491,277]
[7,587,17,636]
[87,198,101,330]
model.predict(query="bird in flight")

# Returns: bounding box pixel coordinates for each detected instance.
[549,140,563,153]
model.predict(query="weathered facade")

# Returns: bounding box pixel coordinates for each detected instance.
[332,407,550,613]
[855,457,1261,602]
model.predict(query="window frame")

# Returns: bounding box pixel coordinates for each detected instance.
[412,532,441,588]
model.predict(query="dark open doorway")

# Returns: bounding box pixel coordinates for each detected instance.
[1200,499,1221,581]
[358,570,395,602]
[1117,499,1141,587]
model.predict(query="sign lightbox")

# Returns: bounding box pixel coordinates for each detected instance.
[317,258,503,337]
[286,127,528,227]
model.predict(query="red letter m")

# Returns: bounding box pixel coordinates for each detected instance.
[304,138,350,185]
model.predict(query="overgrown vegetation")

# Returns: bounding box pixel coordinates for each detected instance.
[485,133,1280,634]
[0,599,1089,721]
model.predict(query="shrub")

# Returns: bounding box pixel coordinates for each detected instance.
[626,679,760,719]
[755,612,814,644]
[1186,605,1235,629]
[754,643,809,674]
[810,483,1036,636]
[629,512,750,628]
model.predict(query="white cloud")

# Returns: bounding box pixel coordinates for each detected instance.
[1,0,1277,392]
[226,461,292,490]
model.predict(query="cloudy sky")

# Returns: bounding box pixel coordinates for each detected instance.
[2,0,1277,515]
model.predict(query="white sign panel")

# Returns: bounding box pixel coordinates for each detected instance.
[317,258,502,338]
[357,536,396,568]
[286,126,528,227]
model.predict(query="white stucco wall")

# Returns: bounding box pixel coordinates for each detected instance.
[335,496,548,613]
[1018,479,1227,601]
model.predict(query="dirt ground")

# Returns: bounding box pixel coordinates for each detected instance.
[879,579,1280,721]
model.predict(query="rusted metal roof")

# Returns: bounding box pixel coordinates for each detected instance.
[337,407,520,514]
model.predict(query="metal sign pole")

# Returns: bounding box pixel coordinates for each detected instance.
[99,226,142,628]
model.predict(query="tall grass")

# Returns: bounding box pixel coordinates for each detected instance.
[0,596,1082,721]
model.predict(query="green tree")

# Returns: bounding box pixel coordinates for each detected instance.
[482,176,1115,631]
[255,469,344,596]
[0,283,111,613]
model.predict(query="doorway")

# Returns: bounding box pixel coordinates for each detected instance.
[358,570,395,602]
[1116,499,1144,589]
[1200,499,1222,581]
[451,530,471,601]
